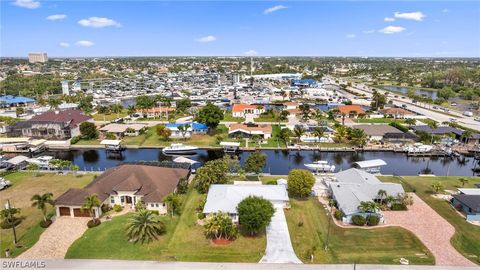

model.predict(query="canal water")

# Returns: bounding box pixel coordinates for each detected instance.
[45,149,479,176]
[382,86,438,100]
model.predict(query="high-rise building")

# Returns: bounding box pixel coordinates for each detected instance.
[28,52,48,63]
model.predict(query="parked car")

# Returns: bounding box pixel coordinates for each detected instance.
[463,111,473,117]
[474,117,480,122]
[0,178,12,191]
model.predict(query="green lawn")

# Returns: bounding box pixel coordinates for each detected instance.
[353,118,405,124]
[0,172,96,258]
[379,176,480,265]
[285,198,434,264]
[66,188,266,262]
[223,111,243,123]
[92,110,128,121]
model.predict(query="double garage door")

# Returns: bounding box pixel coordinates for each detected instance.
[58,207,91,217]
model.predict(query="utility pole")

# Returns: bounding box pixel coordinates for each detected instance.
[325,207,332,251]
[6,200,18,245]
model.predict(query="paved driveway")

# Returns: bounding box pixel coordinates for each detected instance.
[259,207,302,264]
[18,217,89,259]
[383,193,475,266]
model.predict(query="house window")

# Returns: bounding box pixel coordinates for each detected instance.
[162,203,166,207]
[155,203,159,207]
[151,203,154,207]
[121,197,125,203]
[110,196,115,204]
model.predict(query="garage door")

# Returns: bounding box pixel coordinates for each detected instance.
[59,207,71,216]
[73,208,91,217]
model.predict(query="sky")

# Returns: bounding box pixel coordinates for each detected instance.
[1,0,479,57]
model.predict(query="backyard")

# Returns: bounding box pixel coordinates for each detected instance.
[378,175,480,265]
[66,188,266,262]
[285,198,434,264]
[353,118,406,124]
[0,172,96,258]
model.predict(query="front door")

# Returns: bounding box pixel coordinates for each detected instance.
[125,196,132,204]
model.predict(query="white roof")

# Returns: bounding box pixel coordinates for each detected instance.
[173,156,198,165]
[220,142,240,147]
[203,184,289,214]
[458,188,480,195]
[6,155,29,165]
[100,139,122,146]
[353,159,387,169]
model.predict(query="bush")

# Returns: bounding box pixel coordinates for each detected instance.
[149,210,160,215]
[334,209,345,220]
[176,177,188,194]
[105,133,116,140]
[87,219,101,228]
[237,196,275,236]
[79,122,98,140]
[101,204,112,213]
[70,136,81,144]
[287,169,315,198]
[0,218,22,229]
[266,180,277,185]
[391,203,407,211]
[40,219,52,228]
[366,215,380,226]
[351,215,366,226]
[197,212,206,220]
[113,204,123,212]
[297,221,304,227]
[204,212,238,241]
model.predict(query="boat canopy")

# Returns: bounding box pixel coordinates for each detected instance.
[220,142,241,147]
[100,139,122,146]
[353,159,387,169]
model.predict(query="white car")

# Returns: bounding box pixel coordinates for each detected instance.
[0,178,12,191]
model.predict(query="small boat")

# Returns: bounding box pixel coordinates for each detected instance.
[404,143,433,154]
[304,160,336,173]
[26,155,53,168]
[162,144,198,155]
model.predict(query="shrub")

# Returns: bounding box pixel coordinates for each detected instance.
[287,169,315,198]
[113,204,123,212]
[87,219,101,228]
[204,212,238,240]
[351,215,366,226]
[40,219,52,228]
[149,210,160,215]
[197,212,206,220]
[266,180,277,185]
[101,204,112,213]
[0,218,22,229]
[366,215,380,226]
[237,196,275,236]
[176,177,188,194]
[70,136,81,144]
[297,221,304,227]
[391,203,407,211]
[105,133,116,140]
[334,209,345,220]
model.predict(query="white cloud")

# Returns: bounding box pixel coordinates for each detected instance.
[442,9,449,13]
[264,5,287,15]
[196,35,217,43]
[379,26,406,34]
[244,50,258,56]
[47,14,67,21]
[384,17,395,22]
[362,30,375,34]
[12,0,40,9]
[59,42,70,47]
[75,40,94,47]
[78,17,121,28]
[346,34,356,38]
[394,11,426,21]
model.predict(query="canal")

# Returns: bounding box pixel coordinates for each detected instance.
[44,149,479,176]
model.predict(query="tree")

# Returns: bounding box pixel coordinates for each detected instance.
[127,105,136,115]
[371,90,387,110]
[278,128,292,145]
[194,158,230,193]
[299,104,311,122]
[156,125,172,140]
[136,95,155,109]
[431,182,444,194]
[47,98,61,109]
[404,118,416,127]
[244,151,267,175]
[461,130,472,144]
[348,128,368,148]
[82,194,101,222]
[312,127,324,141]
[31,193,54,223]
[178,123,191,140]
[126,209,166,244]
[334,125,348,143]
[293,126,305,142]
[358,201,379,213]
[204,212,238,241]
[237,196,275,236]
[195,103,224,130]
[79,122,98,139]
[164,193,181,217]
[377,189,387,205]
[287,169,315,197]
[279,110,290,121]
[15,107,24,117]
[458,178,469,187]
[78,95,94,113]
[176,98,192,112]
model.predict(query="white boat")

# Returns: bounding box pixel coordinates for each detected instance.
[162,143,198,154]
[26,155,53,167]
[304,160,336,173]
[404,143,433,154]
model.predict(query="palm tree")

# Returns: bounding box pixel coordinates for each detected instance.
[340,112,347,125]
[349,128,368,148]
[126,209,166,244]
[312,127,324,142]
[461,130,472,144]
[293,126,305,142]
[427,121,438,144]
[127,105,136,115]
[404,118,416,127]
[82,194,101,222]
[377,189,387,205]
[334,126,348,143]
[357,201,379,213]
[431,182,444,194]
[47,98,61,110]
[458,178,469,187]
[31,193,54,223]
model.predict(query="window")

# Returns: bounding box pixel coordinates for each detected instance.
[155,203,159,207]
[162,203,166,207]
[121,197,125,203]
[151,204,154,207]
[110,196,115,204]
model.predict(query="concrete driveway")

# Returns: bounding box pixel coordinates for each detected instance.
[18,217,89,259]
[259,207,302,264]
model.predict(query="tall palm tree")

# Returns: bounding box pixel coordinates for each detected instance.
[126,210,166,244]
[31,193,54,222]
[377,189,387,205]
[349,128,368,148]
[127,105,136,115]
[312,127,324,142]
[357,201,379,213]
[334,126,348,143]
[461,130,472,144]
[293,126,305,142]
[404,118,416,127]
[47,98,61,110]
[341,112,347,125]
[431,182,444,194]
[82,194,101,222]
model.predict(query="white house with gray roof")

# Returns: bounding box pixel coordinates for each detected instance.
[203,184,289,222]
[328,168,404,224]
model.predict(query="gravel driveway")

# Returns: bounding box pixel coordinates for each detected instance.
[383,193,475,266]
[18,217,89,259]
[259,207,302,264]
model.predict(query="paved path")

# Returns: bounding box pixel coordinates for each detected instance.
[383,194,476,266]
[18,217,89,259]
[259,207,302,264]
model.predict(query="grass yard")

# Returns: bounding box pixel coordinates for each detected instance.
[379,176,480,264]
[0,172,96,258]
[223,111,243,123]
[285,198,434,264]
[66,188,266,262]
[92,110,128,121]
[353,118,406,124]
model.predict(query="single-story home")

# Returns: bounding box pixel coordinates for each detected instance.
[327,168,405,224]
[0,95,35,108]
[231,104,265,118]
[412,125,480,144]
[99,123,147,138]
[165,122,208,139]
[335,105,366,118]
[353,124,417,142]
[379,108,416,119]
[228,123,272,139]
[55,164,190,218]
[137,107,175,119]
[203,183,289,222]
[452,194,480,222]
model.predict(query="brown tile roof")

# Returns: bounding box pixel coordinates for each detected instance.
[380,108,415,115]
[336,105,365,114]
[55,164,190,205]
[232,104,260,112]
[30,109,92,128]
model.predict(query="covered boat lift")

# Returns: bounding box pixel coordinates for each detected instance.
[220,142,240,153]
[352,159,387,174]
[100,139,124,152]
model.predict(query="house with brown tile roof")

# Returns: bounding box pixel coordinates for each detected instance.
[334,105,366,118]
[228,123,272,139]
[55,164,190,218]
[379,107,415,119]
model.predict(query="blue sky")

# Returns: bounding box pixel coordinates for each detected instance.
[1,1,479,57]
